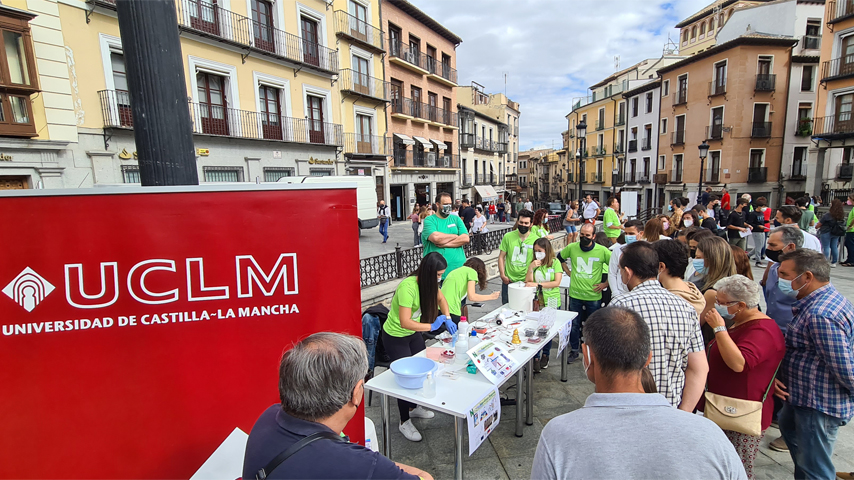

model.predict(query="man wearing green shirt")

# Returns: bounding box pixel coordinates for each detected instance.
[603,197,624,243]
[557,223,611,362]
[422,192,470,280]
[498,209,536,303]
[843,195,854,266]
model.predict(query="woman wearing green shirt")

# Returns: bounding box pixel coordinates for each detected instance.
[532,209,553,240]
[525,237,563,370]
[440,257,500,324]
[843,194,854,266]
[382,252,455,442]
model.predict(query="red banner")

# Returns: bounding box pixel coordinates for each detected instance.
[0,185,363,478]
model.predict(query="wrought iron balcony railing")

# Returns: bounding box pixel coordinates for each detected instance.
[343,133,391,156]
[339,69,390,101]
[390,97,457,126]
[812,115,854,138]
[828,0,854,23]
[748,166,768,183]
[751,122,772,138]
[822,55,854,82]
[801,35,820,50]
[641,138,652,150]
[673,89,687,106]
[709,80,726,96]
[672,130,685,145]
[707,124,723,140]
[628,139,637,153]
[333,10,384,52]
[755,74,776,92]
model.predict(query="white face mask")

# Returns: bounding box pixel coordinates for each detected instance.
[683,220,694,228]
[535,251,546,261]
[582,345,593,377]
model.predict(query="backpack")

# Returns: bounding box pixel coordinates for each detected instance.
[830,218,846,237]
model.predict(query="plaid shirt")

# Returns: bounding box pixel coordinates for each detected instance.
[610,280,705,407]
[783,284,854,420]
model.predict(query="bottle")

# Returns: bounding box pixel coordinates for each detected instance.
[455,324,468,360]
[458,316,469,339]
[533,285,543,312]
[422,372,436,398]
[469,329,479,351]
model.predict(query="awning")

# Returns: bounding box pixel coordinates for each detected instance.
[474,185,499,202]
[413,136,433,150]
[431,139,448,150]
[393,133,415,145]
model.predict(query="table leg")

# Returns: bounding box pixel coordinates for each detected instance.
[526,359,534,426]
[560,342,568,382]
[454,416,464,480]
[380,393,391,458]
[515,368,524,437]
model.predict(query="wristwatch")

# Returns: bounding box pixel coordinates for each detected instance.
[713,326,727,334]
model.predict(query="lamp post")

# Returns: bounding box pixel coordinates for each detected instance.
[576,120,587,201]
[697,141,710,198]
[612,162,620,197]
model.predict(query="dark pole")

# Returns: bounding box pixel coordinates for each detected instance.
[577,138,584,201]
[697,141,709,201]
[116,0,198,186]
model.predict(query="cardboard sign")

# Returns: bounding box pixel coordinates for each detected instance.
[0,185,363,478]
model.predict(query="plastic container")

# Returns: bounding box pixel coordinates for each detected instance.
[468,329,479,351]
[389,357,438,389]
[422,372,436,398]
[507,282,537,312]
[458,317,469,339]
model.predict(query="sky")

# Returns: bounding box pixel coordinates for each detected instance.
[414,0,713,151]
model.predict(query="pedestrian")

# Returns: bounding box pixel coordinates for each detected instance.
[694,204,718,231]
[242,332,433,480]
[581,194,600,224]
[603,197,623,244]
[643,217,668,243]
[816,198,846,267]
[440,257,499,325]
[471,206,487,233]
[652,239,706,318]
[608,219,645,298]
[609,242,708,411]
[497,200,506,223]
[726,197,750,250]
[421,192,469,280]
[564,201,581,242]
[843,194,854,266]
[409,205,421,246]
[667,199,684,237]
[557,223,611,363]
[377,200,391,244]
[525,237,563,371]
[531,208,552,240]
[678,210,700,231]
[459,199,475,232]
[775,250,854,479]
[531,306,747,480]
[775,205,822,252]
[487,202,496,223]
[746,198,768,266]
[382,252,456,442]
[700,275,786,480]
[721,187,731,214]
[795,197,817,233]
[524,198,533,212]
[696,236,738,343]
[498,209,537,304]
[700,186,712,206]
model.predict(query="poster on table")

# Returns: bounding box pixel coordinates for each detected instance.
[467,341,521,385]
[0,184,363,479]
[467,387,501,455]
[557,319,572,354]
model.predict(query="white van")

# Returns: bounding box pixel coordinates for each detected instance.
[278,175,379,235]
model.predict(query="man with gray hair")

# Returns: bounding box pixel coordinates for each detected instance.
[761,225,803,335]
[242,332,432,480]
[531,306,746,480]
[774,250,854,479]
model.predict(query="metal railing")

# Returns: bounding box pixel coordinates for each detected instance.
[707,166,721,184]
[751,122,772,138]
[425,57,457,84]
[837,163,854,180]
[460,133,507,153]
[755,74,776,91]
[390,97,457,126]
[802,35,821,50]
[99,89,133,128]
[821,56,854,81]
[593,145,607,156]
[590,172,604,183]
[391,149,458,168]
[813,115,854,137]
[821,187,854,204]
[389,41,430,72]
[791,162,807,180]
[748,166,768,183]
[637,172,651,184]
[828,0,854,23]
[343,133,391,156]
[673,89,687,106]
[614,142,625,154]
[709,80,726,96]
[796,118,813,137]
[641,138,652,150]
[596,119,605,130]
[339,69,390,101]
[615,114,625,126]
[671,168,683,183]
[706,124,723,140]
[476,173,498,185]
[672,130,685,145]
[175,0,338,73]
[462,174,474,186]
[628,139,637,153]
[333,10,384,52]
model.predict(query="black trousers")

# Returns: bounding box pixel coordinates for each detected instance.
[381,330,426,423]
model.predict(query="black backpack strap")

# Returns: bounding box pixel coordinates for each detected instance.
[256,431,344,479]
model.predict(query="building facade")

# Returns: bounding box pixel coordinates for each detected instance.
[384,0,460,219]
[622,79,661,211]
[676,0,775,56]
[458,84,511,204]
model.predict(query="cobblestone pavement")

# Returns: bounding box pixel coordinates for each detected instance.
[360,219,513,259]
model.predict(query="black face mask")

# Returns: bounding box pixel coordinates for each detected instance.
[765,248,783,263]
[580,236,594,250]
[690,248,697,258]
[517,225,530,235]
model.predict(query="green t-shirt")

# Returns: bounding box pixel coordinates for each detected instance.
[533,258,563,308]
[441,266,478,316]
[531,225,549,239]
[603,208,622,238]
[499,230,539,282]
[384,276,422,337]
[558,242,611,301]
[422,214,468,279]
[798,209,815,231]
[848,208,854,233]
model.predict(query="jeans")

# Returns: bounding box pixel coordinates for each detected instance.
[845,232,854,263]
[411,222,421,245]
[501,282,509,304]
[499,212,506,222]
[565,225,576,233]
[362,313,381,371]
[751,232,766,261]
[820,232,842,264]
[382,330,426,423]
[779,403,849,480]
[379,219,389,242]
[569,297,601,352]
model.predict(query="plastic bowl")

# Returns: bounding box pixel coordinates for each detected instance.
[389,357,438,389]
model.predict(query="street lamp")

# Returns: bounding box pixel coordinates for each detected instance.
[612,161,620,197]
[576,120,587,201]
[697,141,710,198]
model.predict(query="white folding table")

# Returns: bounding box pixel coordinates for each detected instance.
[365,306,576,480]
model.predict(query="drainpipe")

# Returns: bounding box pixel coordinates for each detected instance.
[378,0,392,205]
[777,45,795,207]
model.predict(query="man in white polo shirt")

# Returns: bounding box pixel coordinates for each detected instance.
[775,205,822,253]
[582,195,600,224]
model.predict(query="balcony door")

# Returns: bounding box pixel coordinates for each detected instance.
[188,0,219,35]
[714,61,726,90]
[711,106,723,139]
[111,51,132,127]
[442,97,451,125]
[753,104,768,135]
[389,26,401,56]
[428,92,438,122]
[353,55,370,95]
[196,72,228,135]
[411,86,422,118]
[301,16,320,67]
[252,0,275,53]
[259,84,282,140]
[843,35,854,77]
[390,79,402,113]
[757,57,772,75]
[306,94,325,143]
[836,93,853,133]
[348,0,368,41]
[710,151,721,182]
[356,113,372,153]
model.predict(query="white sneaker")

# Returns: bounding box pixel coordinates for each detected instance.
[410,406,435,419]
[831,263,838,268]
[399,419,422,441]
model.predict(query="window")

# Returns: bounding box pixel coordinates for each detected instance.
[350,0,367,30]
[196,72,229,135]
[306,93,326,143]
[0,9,39,137]
[709,17,715,32]
[645,92,653,113]
[642,157,650,176]
[110,50,132,127]
[301,16,321,66]
[677,74,687,102]
[264,167,294,182]
[425,45,436,73]
[757,56,773,75]
[631,97,639,117]
[662,79,669,97]
[122,165,140,184]
[204,166,244,182]
[801,65,814,91]
[714,61,726,92]
[710,106,724,139]
[682,30,689,45]
[388,24,402,55]
[408,34,420,55]
[390,78,402,112]
[660,117,668,134]
[673,154,683,181]
[836,93,853,130]
[355,113,373,153]
[700,22,706,38]
[658,155,665,170]
[709,151,721,181]
[259,84,282,140]
[691,26,697,42]
[749,149,764,168]
[427,92,438,121]
[792,147,807,178]
[598,107,605,128]
[251,0,275,52]
[310,168,333,176]
[643,124,652,150]
[352,54,370,92]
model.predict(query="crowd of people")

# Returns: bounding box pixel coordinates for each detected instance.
[247,190,853,480]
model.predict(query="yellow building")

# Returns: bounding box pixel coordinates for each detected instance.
[676,0,775,56]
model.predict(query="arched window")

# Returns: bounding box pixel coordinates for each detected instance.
[691,25,698,41]
[709,17,715,32]
[700,22,706,36]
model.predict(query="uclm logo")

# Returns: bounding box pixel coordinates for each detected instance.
[2,254,298,313]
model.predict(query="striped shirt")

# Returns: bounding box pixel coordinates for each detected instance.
[783,283,854,420]
[610,280,705,407]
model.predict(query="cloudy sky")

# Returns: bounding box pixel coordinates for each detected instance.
[415,0,712,151]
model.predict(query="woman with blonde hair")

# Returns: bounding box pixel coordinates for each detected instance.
[643,217,668,242]
[696,236,737,344]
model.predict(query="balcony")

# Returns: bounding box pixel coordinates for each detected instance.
[751,122,772,138]
[709,81,726,97]
[706,124,723,140]
[801,35,821,51]
[333,10,384,53]
[673,90,687,106]
[339,69,389,102]
[822,56,854,82]
[460,133,507,153]
[837,163,854,180]
[393,149,458,168]
[706,166,721,184]
[796,118,813,137]
[391,97,457,127]
[343,133,391,156]
[616,114,625,127]
[389,41,430,75]
[592,145,607,156]
[748,166,768,183]
[654,173,668,184]
[791,162,807,181]
[505,173,518,190]
[590,172,604,184]
[425,58,458,87]
[99,89,133,128]
[628,140,638,153]
[637,173,651,184]
[812,115,854,139]
[828,0,854,24]
[755,74,776,92]
[475,173,498,185]
[641,138,652,151]
[174,0,338,74]
[670,169,683,183]
[614,143,625,155]
[462,174,473,186]
[596,120,605,131]
[672,130,685,146]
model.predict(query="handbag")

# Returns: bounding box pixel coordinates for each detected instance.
[830,218,846,237]
[704,340,780,437]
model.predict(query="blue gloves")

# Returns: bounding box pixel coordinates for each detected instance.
[430,314,457,335]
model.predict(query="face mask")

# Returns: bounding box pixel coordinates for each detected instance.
[668,205,674,212]
[848,200,853,206]
[692,258,707,275]
[535,251,546,261]
[543,218,548,224]
[715,303,736,320]
[582,345,593,377]
[690,248,697,258]
[625,234,637,244]
[580,237,594,249]
[437,275,442,283]
[441,205,452,216]
[683,220,694,228]
[765,248,782,263]
[517,225,530,235]
[662,221,670,231]
[778,273,804,298]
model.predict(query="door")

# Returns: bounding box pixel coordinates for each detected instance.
[411,86,422,118]
[110,51,132,127]
[348,0,368,41]
[259,84,282,140]
[675,115,685,143]
[353,55,370,95]
[390,79,402,114]
[307,94,325,143]
[356,114,372,153]
[843,36,854,76]
[188,0,219,35]
[836,93,853,133]
[711,106,723,138]
[442,97,451,125]
[425,46,437,74]
[301,16,320,67]
[428,92,438,122]
[753,104,768,135]
[196,72,228,135]
[251,0,275,53]
[757,57,772,75]
[389,26,401,56]
[714,62,726,91]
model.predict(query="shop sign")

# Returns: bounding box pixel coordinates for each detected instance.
[0,154,12,161]
[308,157,334,165]
[118,149,138,160]
[197,148,210,156]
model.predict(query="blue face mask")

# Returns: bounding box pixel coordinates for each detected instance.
[715,303,736,320]
[692,258,706,275]
[625,234,637,244]
[778,273,804,298]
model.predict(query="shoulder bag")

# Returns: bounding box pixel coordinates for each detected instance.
[256,431,345,479]
[830,218,846,237]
